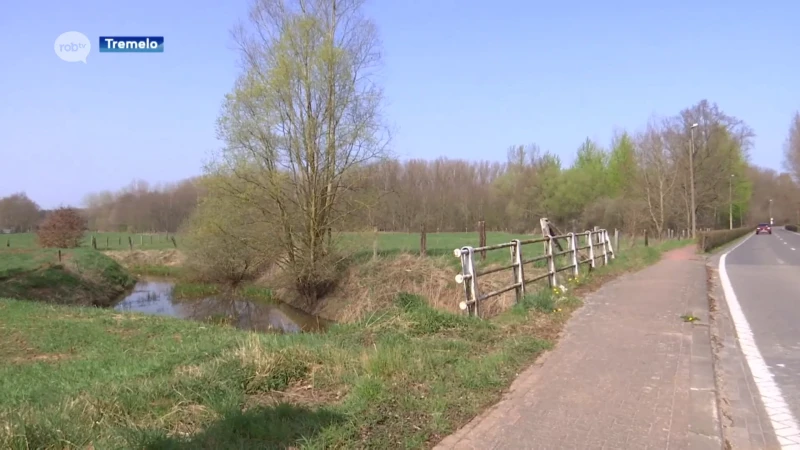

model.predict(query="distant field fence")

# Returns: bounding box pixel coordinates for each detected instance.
[454,229,614,317]
[89,233,178,250]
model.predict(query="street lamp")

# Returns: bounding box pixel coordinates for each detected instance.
[729,174,735,230]
[689,123,699,238]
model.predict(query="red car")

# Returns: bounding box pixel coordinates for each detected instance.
[755,223,772,235]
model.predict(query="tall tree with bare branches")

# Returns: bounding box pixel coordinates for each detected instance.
[783,112,800,183]
[203,0,389,303]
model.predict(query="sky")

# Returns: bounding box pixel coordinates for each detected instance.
[1,0,798,209]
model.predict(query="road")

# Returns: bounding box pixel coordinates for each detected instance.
[722,226,800,447]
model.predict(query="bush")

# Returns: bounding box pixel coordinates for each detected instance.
[181,197,272,286]
[786,224,798,232]
[696,227,753,252]
[36,207,86,248]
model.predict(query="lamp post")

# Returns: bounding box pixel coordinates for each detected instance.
[729,174,734,230]
[689,123,699,238]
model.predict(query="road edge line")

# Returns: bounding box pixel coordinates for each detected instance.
[719,233,800,448]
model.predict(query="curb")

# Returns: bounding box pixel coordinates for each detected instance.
[686,259,724,449]
[704,251,781,449]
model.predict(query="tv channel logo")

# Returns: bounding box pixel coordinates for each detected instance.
[99,36,164,53]
[54,31,91,63]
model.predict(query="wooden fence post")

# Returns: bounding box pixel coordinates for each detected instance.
[478,220,487,261]
[511,239,525,303]
[420,224,427,257]
[614,228,619,252]
[171,236,177,248]
[128,236,133,251]
[546,237,557,287]
[644,229,649,247]
[58,249,62,262]
[373,227,379,261]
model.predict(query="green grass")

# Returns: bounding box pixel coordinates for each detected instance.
[0,239,690,449]
[4,231,533,256]
[171,283,274,303]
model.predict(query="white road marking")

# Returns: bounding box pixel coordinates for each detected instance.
[721,234,800,448]
[792,248,796,251]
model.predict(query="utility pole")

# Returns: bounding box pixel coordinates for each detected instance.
[729,174,734,230]
[689,123,699,238]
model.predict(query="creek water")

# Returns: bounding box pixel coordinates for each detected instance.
[113,279,328,333]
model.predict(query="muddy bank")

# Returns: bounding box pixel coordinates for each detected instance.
[272,254,533,323]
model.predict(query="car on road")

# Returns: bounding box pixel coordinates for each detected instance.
[755,223,772,235]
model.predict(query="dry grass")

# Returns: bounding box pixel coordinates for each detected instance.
[289,254,548,323]
[105,249,186,267]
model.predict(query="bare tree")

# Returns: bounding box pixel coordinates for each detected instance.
[636,120,678,236]
[206,0,390,303]
[0,193,41,232]
[37,207,86,248]
[783,112,800,183]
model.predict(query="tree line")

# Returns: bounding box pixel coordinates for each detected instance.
[3,104,800,236]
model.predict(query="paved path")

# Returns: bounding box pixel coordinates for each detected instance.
[436,245,716,450]
[720,227,800,448]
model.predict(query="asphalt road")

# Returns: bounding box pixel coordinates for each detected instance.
[725,227,800,433]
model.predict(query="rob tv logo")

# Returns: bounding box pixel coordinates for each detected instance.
[54,31,91,63]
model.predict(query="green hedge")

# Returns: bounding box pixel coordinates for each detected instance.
[697,227,754,252]
[786,224,798,232]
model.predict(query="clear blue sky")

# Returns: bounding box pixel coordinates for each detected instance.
[1,0,797,209]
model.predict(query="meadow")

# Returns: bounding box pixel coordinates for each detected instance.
[0,237,690,449]
[2,230,524,254]
[0,225,691,448]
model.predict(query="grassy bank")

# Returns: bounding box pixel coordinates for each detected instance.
[0,248,134,307]
[171,282,274,303]
[0,239,689,449]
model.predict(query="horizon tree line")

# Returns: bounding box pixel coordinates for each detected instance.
[3,103,799,237]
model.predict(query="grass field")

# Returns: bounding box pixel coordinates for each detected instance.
[2,231,523,253]
[0,239,690,449]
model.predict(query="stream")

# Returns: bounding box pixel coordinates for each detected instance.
[113,279,329,333]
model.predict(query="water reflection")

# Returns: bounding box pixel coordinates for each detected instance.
[113,279,328,333]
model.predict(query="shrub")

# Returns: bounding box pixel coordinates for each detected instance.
[180,197,272,286]
[696,227,753,252]
[786,224,798,232]
[36,207,86,248]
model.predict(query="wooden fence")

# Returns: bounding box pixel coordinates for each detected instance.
[454,229,614,317]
